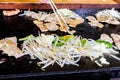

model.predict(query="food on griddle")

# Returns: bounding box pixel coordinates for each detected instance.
[20,9,84,33]
[95,8,120,25]
[0,37,23,58]
[33,20,48,32]
[44,13,57,22]
[67,18,83,27]
[20,34,119,69]
[58,9,84,27]
[106,8,120,19]
[3,9,20,16]
[111,33,120,49]
[86,16,104,28]
[44,22,59,31]
[100,33,113,43]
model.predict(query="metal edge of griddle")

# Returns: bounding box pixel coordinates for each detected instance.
[0,67,119,79]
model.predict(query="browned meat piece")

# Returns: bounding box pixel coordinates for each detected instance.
[67,18,84,27]
[33,20,48,32]
[88,22,104,28]
[111,34,120,49]
[95,10,120,25]
[44,13,58,23]
[86,16,97,21]
[86,16,104,28]
[22,9,84,34]
[3,9,20,16]
[0,37,23,58]
[100,33,113,43]
[44,22,59,31]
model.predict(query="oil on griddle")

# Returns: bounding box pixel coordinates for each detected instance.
[0,9,120,75]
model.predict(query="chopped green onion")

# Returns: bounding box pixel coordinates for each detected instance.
[81,39,87,46]
[19,35,35,41]
[96,39,113,48]
[52,35,74,47]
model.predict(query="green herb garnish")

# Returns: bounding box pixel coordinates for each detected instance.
[52,35,74,47]
[96,39,113,48]
[81,39,87,46]
[19,35,35,41]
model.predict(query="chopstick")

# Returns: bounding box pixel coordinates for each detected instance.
[49,0,72,34]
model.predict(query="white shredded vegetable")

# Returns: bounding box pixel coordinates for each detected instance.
[21,34,119,69]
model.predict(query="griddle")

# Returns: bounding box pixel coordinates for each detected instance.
[0,9,120,80]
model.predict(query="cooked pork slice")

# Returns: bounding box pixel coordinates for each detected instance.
[33,20,48,32]
[115,42,120,50]
[86,16,104,28]
[100,34,113,43]
[67,18,83,27]
[44,13,57,23]
[44,22,59,31]
[111,34,120,42]
[104,8,120,19]
[111,34,120,49]
[22,11,48,21]
[88,22,104,28]
[3,9,20,16]
[95,10,120,25]
[57,9,84,21]
[86,16,97,21]
[21,9,84,34]
[0,37,23,58]
[37,11,49,21]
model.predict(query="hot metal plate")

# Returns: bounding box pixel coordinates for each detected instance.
[0,9,120,79]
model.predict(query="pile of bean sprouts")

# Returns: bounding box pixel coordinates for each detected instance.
[21,34,119,70]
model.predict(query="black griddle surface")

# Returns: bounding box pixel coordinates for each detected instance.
[0,9,120,79]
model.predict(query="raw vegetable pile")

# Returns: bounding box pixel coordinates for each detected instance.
[20,34,119,70]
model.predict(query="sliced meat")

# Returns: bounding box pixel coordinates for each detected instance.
[95,10,120,25]
[33,20,48,32]
[86,16,104,28]
[44,22,59,31]
[106,8,120,19]
[67,18,84,27]
[21,10,84,34]
[3,9,20,16]
[111,34,120,49]
[88,22,104,28]
[86,16,97,21]
[100,33,113,43]
[0,37,23,58]
[44,13,58,23]
[111,34,120,43]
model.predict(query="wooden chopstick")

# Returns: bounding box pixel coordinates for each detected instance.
[49,0,72,34]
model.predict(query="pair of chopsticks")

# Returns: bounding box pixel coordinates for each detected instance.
[48,0,72,34]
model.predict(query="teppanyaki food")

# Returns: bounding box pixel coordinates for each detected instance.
[0,37,24,58]
[1,8,120,70]
[3,9,20,16]
[20,34,120,70]
[19,9,84,34]
[0,33,119,70]
[86,8,120,28]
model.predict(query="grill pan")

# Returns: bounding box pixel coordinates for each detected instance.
[0,9,120,80]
